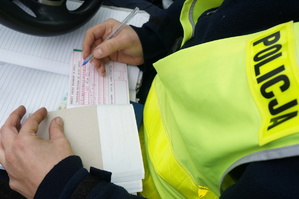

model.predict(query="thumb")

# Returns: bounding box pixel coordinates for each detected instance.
[49,117,65,140]
[93,38,123,59]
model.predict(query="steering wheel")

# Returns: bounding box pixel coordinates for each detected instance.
[0,0,103,36]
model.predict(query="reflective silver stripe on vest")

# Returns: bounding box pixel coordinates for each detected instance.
[189,0,197,38]
[220,144,299,192]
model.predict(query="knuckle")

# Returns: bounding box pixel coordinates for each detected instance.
[106,18,116,23]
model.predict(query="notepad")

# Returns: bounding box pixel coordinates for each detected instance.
[37,104,144,193]
[0,61,69,127]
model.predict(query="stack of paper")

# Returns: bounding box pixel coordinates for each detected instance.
[67,50,145,193]
[37,105,144,193]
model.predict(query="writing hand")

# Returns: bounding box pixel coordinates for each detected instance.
[82,18,144,76]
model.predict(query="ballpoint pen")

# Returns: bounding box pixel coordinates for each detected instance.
[82,7,140,66]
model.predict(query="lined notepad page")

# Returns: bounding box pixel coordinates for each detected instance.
[0,3,149,75]
[0,62,69,127]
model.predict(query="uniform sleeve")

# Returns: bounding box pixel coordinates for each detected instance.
[132,0,185,65]
[220,157,299,199]
[34,156,144,199]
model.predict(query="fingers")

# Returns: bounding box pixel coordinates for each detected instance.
[90,59,106,76]
[92,31,129,60]
[82,22,109,59]
[2,106,26,133]
[82,18,144,74]
[0,106,27,148]
[20,107,47,136]
[91,25,144,65]
[49,117,74,156]
[0,106,26,166]
[48,117,65,140]
[82,19,123,59]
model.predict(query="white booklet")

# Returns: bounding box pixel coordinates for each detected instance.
[37,104,144,193]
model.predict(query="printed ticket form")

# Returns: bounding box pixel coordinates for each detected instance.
[68,50,130,106]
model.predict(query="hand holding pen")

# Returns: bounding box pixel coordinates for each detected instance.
[82,7,145,75]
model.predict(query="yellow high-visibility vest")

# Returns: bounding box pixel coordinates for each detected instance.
[139,1,299,198]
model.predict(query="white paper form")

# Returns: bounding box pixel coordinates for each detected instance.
[68,50,129,105]
[0,3,149,76]
[0,62,69,127]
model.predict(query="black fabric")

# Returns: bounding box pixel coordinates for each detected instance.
[131,101,144,129]
[221,157,299,199]
[34,156,85,199]
[102,0,163,16]
[71,174,103,199]
[0,170,25,198]
[0,180,26,199]
[34,156,141,199]
[182,0,299,49]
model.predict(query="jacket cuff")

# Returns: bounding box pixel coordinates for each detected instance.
[131,8,183,67]
[70,167,112,198]
[132,24,167,66]
[34,155,84,199]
